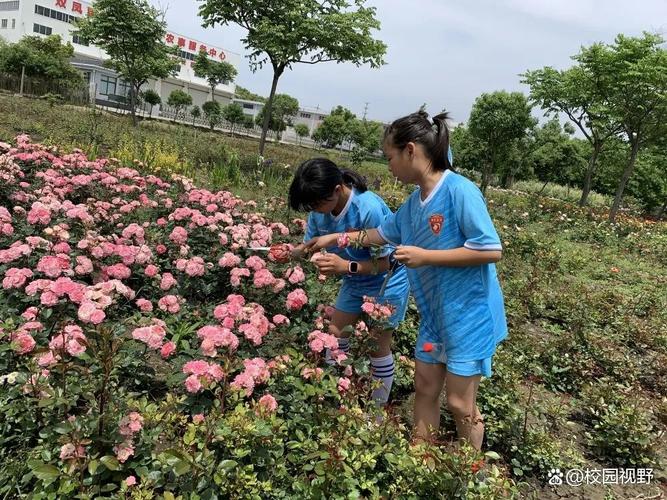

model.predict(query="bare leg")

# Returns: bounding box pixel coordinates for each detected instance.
[445,371,484,450]
[413,360,447,442]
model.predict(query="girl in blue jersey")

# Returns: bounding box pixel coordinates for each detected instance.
[306,111,507,450]
[288,158,410,407]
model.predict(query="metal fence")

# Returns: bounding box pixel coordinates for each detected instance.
[0,72,90,105]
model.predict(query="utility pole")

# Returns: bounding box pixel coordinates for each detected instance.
[362,102,369,121]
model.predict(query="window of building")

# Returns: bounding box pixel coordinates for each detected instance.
[300,113,312,119]
[318,115,325,121]
[81,71,91,84]
[11,17,14,28]
[0,1,20,12]
[35,4,79,24]
[178,50,196,61]
[100,75,117,96]
[1,19,7,28]
[242,103,254,110]
[72,33,89,46]
[33,23,52,35]
[117,80,131,97]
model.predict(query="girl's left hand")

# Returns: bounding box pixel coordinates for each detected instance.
[314,253,348,275]
[394,246,429,268]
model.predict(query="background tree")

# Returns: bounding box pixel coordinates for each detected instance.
[448,125,486,174]
[349,118,383,153]
[76,0,178,126]
[141,88,161,116]
[234,85,266,102]
[192,49,238,101]
[222,102,245,136]
[294,123,310,145]
[524,46,622,207]
[604,33,667,221]
[0,35,82,87]
[312,106,356,149]
[528,118,588,193]
[202,100,222,130]
[468,91,535,194]
[242,114,255,130]
[254,93,299,140]
[199,0,387,155]
[190,105,201,126]
[167,89,192,123]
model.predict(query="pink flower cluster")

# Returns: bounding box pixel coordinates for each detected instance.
[131,319,175,358]
[182,360,225,393]
[230,358,270,396]
[113,411,144,463]
[2,267,33,289]
[286,288,308,311]
[197,325,239,357]
[361,297,395,321]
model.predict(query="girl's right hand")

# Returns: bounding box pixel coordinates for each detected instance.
[304,233,339,253]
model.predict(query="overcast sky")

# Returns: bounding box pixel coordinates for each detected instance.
[152,0,667,124]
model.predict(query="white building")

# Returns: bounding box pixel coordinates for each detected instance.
[0,0,241,111]
[293,106,327,134]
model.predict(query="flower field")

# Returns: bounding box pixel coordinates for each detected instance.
[0,136,518,498]
[1,133,665,499]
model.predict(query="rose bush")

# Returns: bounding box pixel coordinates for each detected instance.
[0,136,516,498]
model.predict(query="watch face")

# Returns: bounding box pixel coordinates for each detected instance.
[349,261,359,273]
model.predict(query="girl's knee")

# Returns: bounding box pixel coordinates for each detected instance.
[414,368,444,401]
[446,393,476,419]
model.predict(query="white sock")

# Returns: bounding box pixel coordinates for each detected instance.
[370,353,394,406]
[325,337,350,365]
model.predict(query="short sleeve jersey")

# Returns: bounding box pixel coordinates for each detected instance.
[378,170,508,361]
[304,189,396,289]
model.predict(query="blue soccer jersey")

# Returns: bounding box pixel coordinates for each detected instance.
[304,189,405,291]
[378,170,508,362]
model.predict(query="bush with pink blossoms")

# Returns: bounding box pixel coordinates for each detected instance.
[0,136,518,498]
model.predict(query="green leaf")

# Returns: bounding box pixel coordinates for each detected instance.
[30,463,60,482]
[100,455,121,471]
[219,460,237,472]
[87,459,99,475]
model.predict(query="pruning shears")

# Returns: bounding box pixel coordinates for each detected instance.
[377,251,401,297]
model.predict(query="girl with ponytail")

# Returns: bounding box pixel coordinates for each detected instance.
[288,158,410,408]
[306,111,507,450]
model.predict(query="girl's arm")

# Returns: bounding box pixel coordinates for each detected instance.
[394,246,501,268]
[314,253,391,276]
[304,228,387,253]
[290,242,309,260]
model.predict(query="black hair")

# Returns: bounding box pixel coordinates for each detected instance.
[288,158,367,212]
[384,110,453,171]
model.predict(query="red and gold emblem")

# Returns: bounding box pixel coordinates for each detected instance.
[429,214,444,235]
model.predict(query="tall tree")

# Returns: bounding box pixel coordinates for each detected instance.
[192,49,238,101]
[76,0,178,126]
[167,89,192,123]
[203,100,222,131]
[468,91,535,195]
[294,123,310,145]
[605,33,667,221]
[198,0,386,155]
[523,55,623,207]
[0,35,82,86]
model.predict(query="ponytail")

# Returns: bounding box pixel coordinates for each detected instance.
[384,109,453,172]
[341,169,368,193]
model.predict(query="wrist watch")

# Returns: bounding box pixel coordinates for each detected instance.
[348,261,359,274]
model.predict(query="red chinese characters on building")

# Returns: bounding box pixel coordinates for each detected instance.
[219,51,226,61]
[199,45,207,53]
[165,33,175,44]
[72,1,82,14]
[188,40,197,51]
[177,37,186,48]
[208,48,217,57]
[55,0,67,8]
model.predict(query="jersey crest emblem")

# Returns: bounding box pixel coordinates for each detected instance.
[429,214,444,235]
